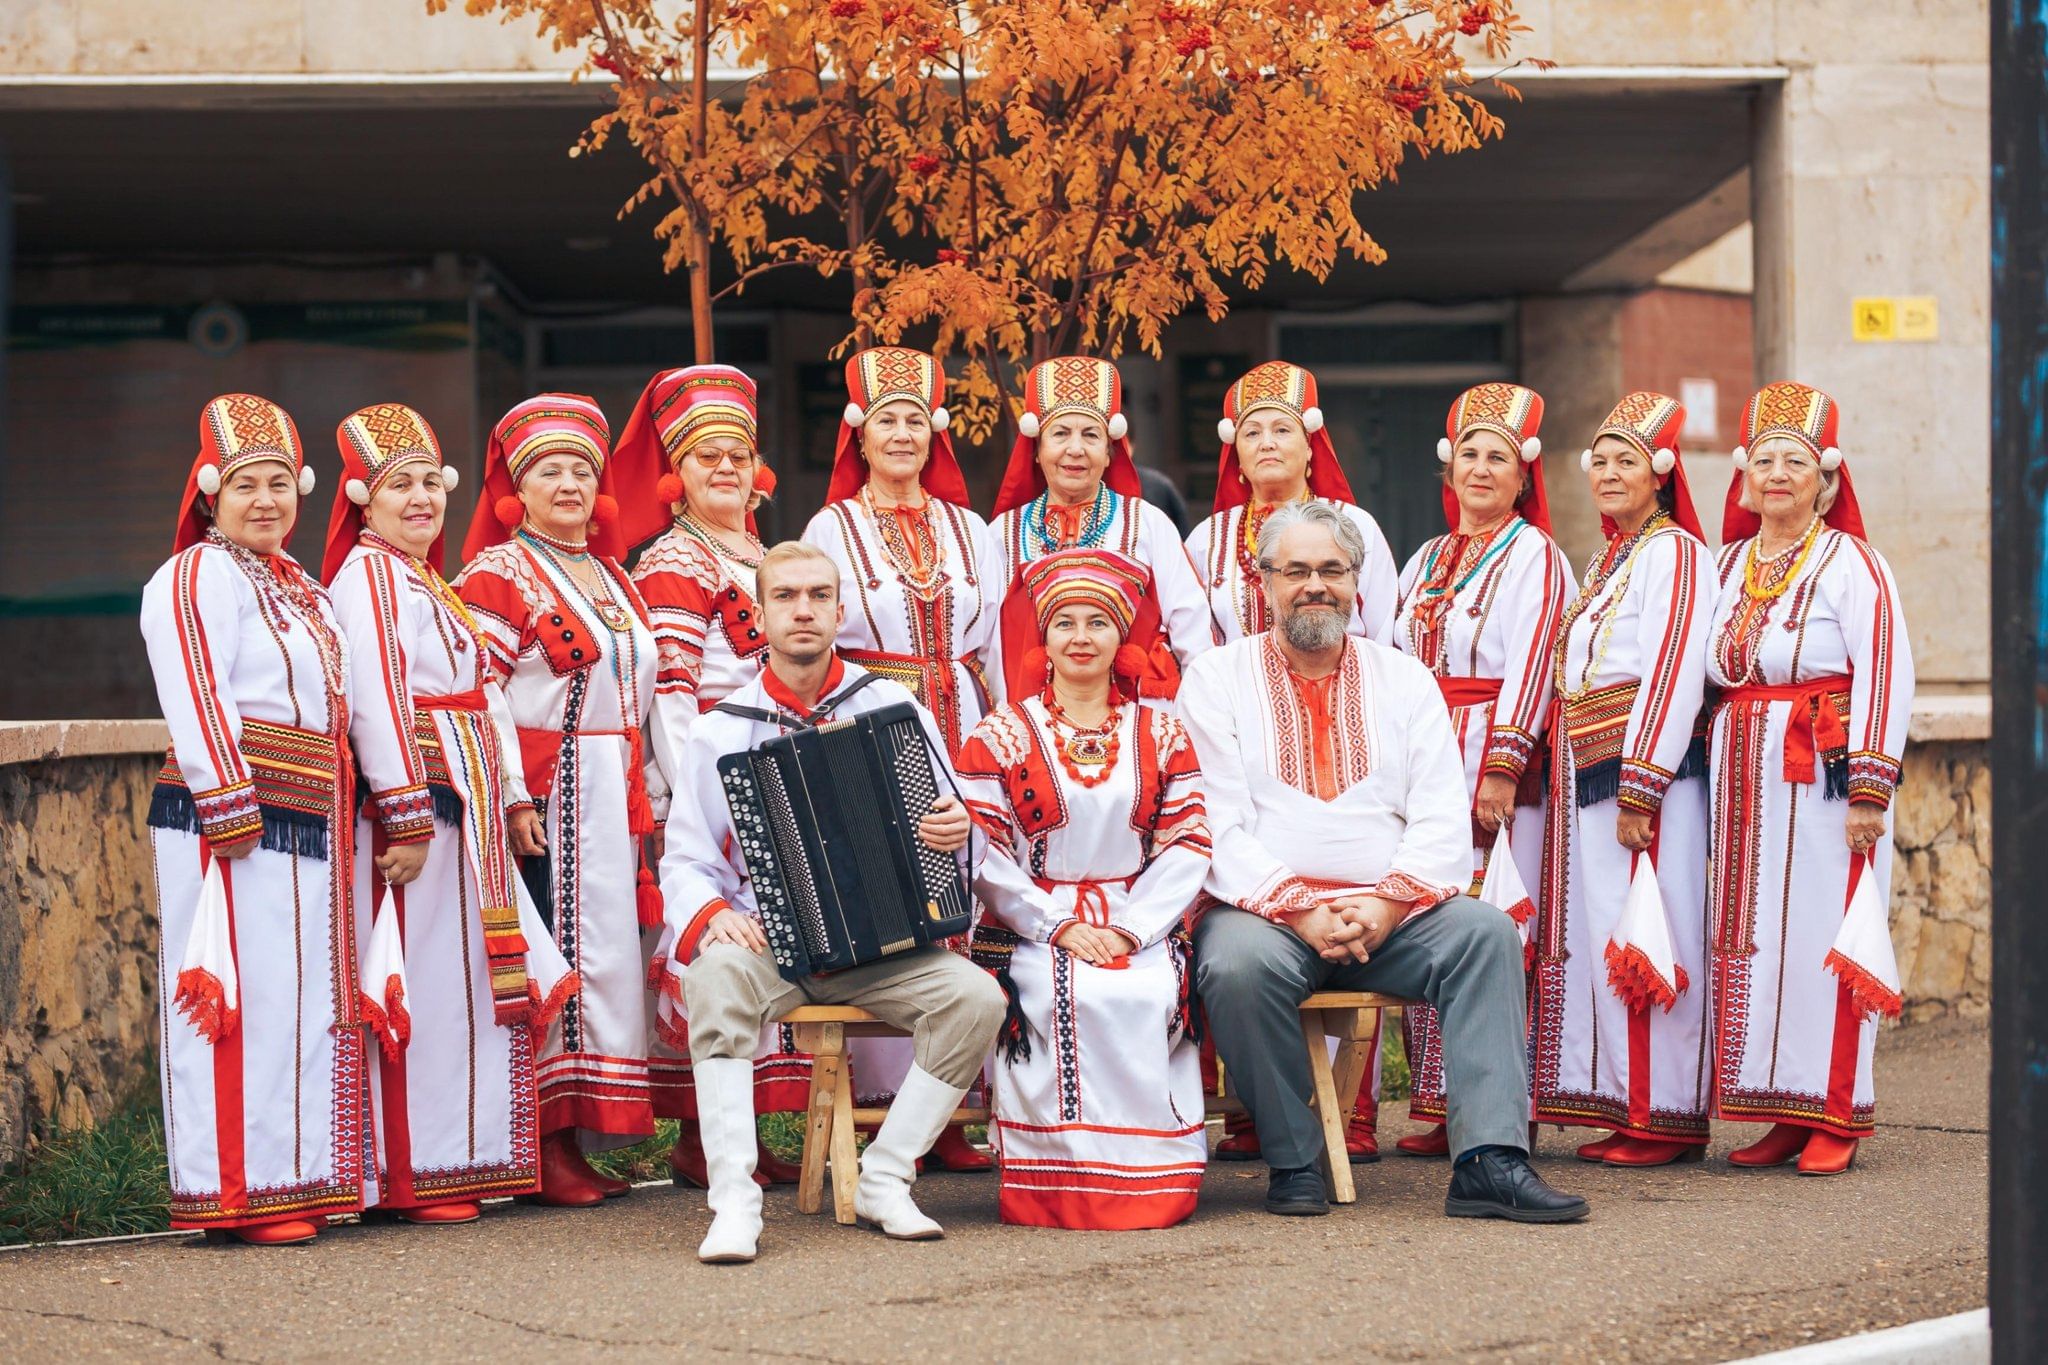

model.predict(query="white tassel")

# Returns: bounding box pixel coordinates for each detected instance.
[440,464,460,490]
[298,466,317,496]
[843,401,866,428]
[1732,445,1749,469]
[196,465,221,496]
[1436,437,1453,464]
[1520,436,1542,463]
[1017,411,1040,439]
[929,406,950,431]
[1820,445,1843,471]
[1578,449,1593,473]
[345,477,371,506]
[1107,412,1128,441]
[1651,447,1676,475]
[1217,417,1237,445]
[1302,406,1324,433]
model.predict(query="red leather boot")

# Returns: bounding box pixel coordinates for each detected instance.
[1796,1131,1859,1176]
[1395,1123,1450,1157]
[1214,1111,1261,1161]
[924,1122,995,1172]
[525,1129,606,1207]
[1575,1131,1627,1162]
[1729,1123,1811,1168]
[1345,1084,1380,1163]
[1601,1136,1705,1167]
[206,1217,320,1246]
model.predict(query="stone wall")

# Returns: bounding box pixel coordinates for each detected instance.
[0,741,161,1164]
[0,717,1995,1163]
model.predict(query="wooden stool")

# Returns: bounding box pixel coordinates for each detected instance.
[783,1004,991,1226]
[1202,991,1405,1205]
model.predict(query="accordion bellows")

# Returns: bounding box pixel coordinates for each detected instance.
[719,702,973,982]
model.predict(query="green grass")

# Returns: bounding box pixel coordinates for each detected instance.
[0,1083,171,1246]
[583,1113,813,1185]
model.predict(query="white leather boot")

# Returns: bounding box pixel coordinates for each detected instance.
[854,1065,965,1240]
[693,1057,763,1263]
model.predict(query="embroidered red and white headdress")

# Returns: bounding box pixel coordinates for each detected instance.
[1439,382,1552,534]
[612,366,776,550]
[1000,547,1175,702]
[993,356,1145,515]
[827,346,970,506]
[174,393,314,552]
[1723,380,1866,541]
[461,393,621,560]
[1021,547,1148,639]
[1212,361,1357,513]
[322,402,461,581]
[1583,390,1705,541]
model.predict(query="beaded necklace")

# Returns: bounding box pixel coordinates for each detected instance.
[209,527,348,730]
[1552,512,1669,703]
[518,526,631,635]
[675,511,765,570]
[859,484,945,600]
[1042,689,1123,788]
[1025,483,1113,558]
[1742,514,1823,602]
[1406,517,1523,669]
[359,529,484,665]
[1715,517,1824,682]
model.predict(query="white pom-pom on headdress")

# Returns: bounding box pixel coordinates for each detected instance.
[1303,406,1325,434]
[1017,411,1041,440]
[1651,447,1676,475]
[1436,437,1453,464]
[1731,445,1749,469]
[1107,412,1128,441]
[299,466,317,496]
[1820,446,1843,471]
[441,465,460,490]
[196,464,222,497]
[1520,436,1542,463]
[345,477,371,506]
[1218,417,1238,445]
[843,401,867,428]
[1578,449,1593,473]
[929,406,950,431]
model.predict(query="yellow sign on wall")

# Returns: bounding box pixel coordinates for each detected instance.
[1852,295,1938,342]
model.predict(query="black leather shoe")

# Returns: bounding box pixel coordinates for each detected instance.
[1264,1166,1330,1216]
[1444,1148,1590,1223]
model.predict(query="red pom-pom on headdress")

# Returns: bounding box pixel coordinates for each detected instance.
[656,473,685,505]
[494,494,525,529]
[1021,646,1050,685]
[593,493,621,532]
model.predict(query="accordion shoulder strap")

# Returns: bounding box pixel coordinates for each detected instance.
[710,670,883,732]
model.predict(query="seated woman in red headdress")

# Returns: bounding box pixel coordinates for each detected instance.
[960,549,1213,1229]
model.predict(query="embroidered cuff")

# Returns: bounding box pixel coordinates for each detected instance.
[1044,915,1080,947]
[1247,874,1323,922]
[1846,750,1902,808]
[1104,923,1144,953]
[372,783,438,844]
[1483,727,1537,780]
[194,780,263,848]
[505,798,537,818]
[1617,759,1674,815]
[1374,871,1459,916]
[676,897,734,965]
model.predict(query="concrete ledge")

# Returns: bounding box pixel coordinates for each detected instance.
[0,719,169,768]
[1731,1308,1987,1363]
[1909,694,1991,743]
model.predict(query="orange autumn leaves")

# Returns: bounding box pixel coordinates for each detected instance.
[435,0,1526,437]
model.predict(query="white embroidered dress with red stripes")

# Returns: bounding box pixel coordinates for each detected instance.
[1706,528,1914,1138]
[1393,516,1570,1123]
[632,519,810,1119]
[332,537,575,1207]
[455,532,658,1144]
[1185,500,1400,645]
[142,536,373,1230]
[1531,520,1713,1143]
[958,697,1212,1229]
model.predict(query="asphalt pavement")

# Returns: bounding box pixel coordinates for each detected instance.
[0,1015,1987,1363]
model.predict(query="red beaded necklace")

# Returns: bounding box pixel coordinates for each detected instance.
[1042,689,1123,788]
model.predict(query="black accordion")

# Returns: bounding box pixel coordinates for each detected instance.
[717,701,973,982]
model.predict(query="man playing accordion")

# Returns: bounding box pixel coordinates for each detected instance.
[657,541,1005,1263]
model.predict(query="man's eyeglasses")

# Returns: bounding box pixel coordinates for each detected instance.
[1262,562,1359,584]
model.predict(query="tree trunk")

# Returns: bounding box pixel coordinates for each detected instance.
[689,0,714,363]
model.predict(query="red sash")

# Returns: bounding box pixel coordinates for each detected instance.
[1436,676,1504,709]
[1717,675,1852,784]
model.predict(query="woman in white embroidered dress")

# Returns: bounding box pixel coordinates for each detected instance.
[324,403,578,1223]
[960,549,1213,1229]
[986,356,1210,701]
[611,365,807,1187]
[455,394,658,1205]
[1185,360,1399,645]
[1184,361,1401,1162]
[142,393,367,1245]
[1391,383,1570,1158]
[1531,392,1714,1168]
[1706,382,1914,1177]
[800,346,1001,1170]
